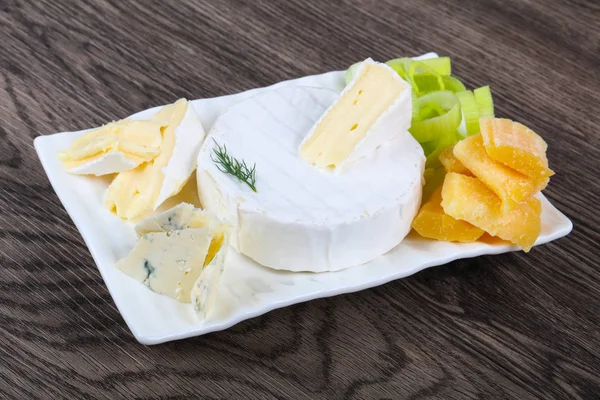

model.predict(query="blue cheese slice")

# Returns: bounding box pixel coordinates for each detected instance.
[192,221,228,319]
[135,202,197,234]
[116,203,229,319]
[116,228,212,302]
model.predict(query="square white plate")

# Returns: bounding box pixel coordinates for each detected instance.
[34,67,572,345]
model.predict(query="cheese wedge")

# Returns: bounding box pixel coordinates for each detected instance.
[117,228,212,303]
[104,99,206,219]
[439,145,472,176]
[441,173,542,251]
[453,134,547,213]
[299,58,411,170]
[412,187,484,242]
[197,86,424,272]
[480,117,554,180]
[116,203,229,319]
[58,119,165,175]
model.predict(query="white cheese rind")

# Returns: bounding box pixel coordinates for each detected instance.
[197,86,425,272]
[66,151,139,175]
[154,104,207,210]
[299,58,412,171]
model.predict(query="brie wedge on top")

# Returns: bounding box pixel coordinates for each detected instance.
[58,119,165,175]
[105,99,206,220]
[299,58,411,171]
[197,86,425,272]
[116,203,229,319]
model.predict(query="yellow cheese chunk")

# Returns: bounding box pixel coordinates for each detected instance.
[58,119,165,173]
[104,99,188,219]
[441,173,542,252]
[480,117,554,180]
[132,202,229,267]
[453,134,547,213]
[299,60,410,169]
[412,187,484,242]
[439,145,472,175]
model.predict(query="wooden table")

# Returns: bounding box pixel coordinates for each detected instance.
[1,0,599,398]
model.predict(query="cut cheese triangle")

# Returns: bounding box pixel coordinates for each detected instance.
[299,58,411,170]
[116,227,212,303]
[453,134,547,213]
[480,117,554,180]
[116,203,229,319]
[58,119,165,175]
[104,99,206,219]
[441,173,542,251]
[439,145,472,176]
[412,187,484,242]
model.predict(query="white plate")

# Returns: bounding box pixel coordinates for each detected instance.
[34,67,573,345]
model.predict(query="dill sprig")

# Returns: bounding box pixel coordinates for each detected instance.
[210,139,257,192]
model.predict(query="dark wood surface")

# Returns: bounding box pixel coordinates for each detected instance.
[1,0,599,398]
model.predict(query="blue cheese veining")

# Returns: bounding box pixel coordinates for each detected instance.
[116,203,229,319]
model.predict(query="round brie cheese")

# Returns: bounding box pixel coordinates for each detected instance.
[197,86,425,272]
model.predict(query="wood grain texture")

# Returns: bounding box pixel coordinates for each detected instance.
[1,0,599,398]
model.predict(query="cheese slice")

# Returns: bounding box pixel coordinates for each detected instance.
[58,119,165,175]
[192,221,228,319]
[197,86,424,272]
[453,134,547,213]
[299,58,411,170]
[117,228,212,303]
[104,99,206,219]
[135,202,197,235]
[116,203,229,319]
[441,173,542,251]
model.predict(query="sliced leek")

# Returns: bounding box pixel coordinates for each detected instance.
[385,58,411,80]
[388,57,451,76]
[456,90,481,135]
[442,76,466,93]
[414,56,451,76]
[412,73,445,95]
[411,89,420,120]
[421,139,439,156]
[409,91,461,144]
[418,103,447,121]
[343,56,493,168]
[386,58,451,96]
[474,86,494,117]
[422,167,447,202]
[426,129,459,168]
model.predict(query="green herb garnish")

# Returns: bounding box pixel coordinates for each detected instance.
[211,139,257,192]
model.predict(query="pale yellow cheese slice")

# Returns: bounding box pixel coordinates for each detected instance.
[104,99,189,219]
[299,59,411,170]
[58,119,165,175]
